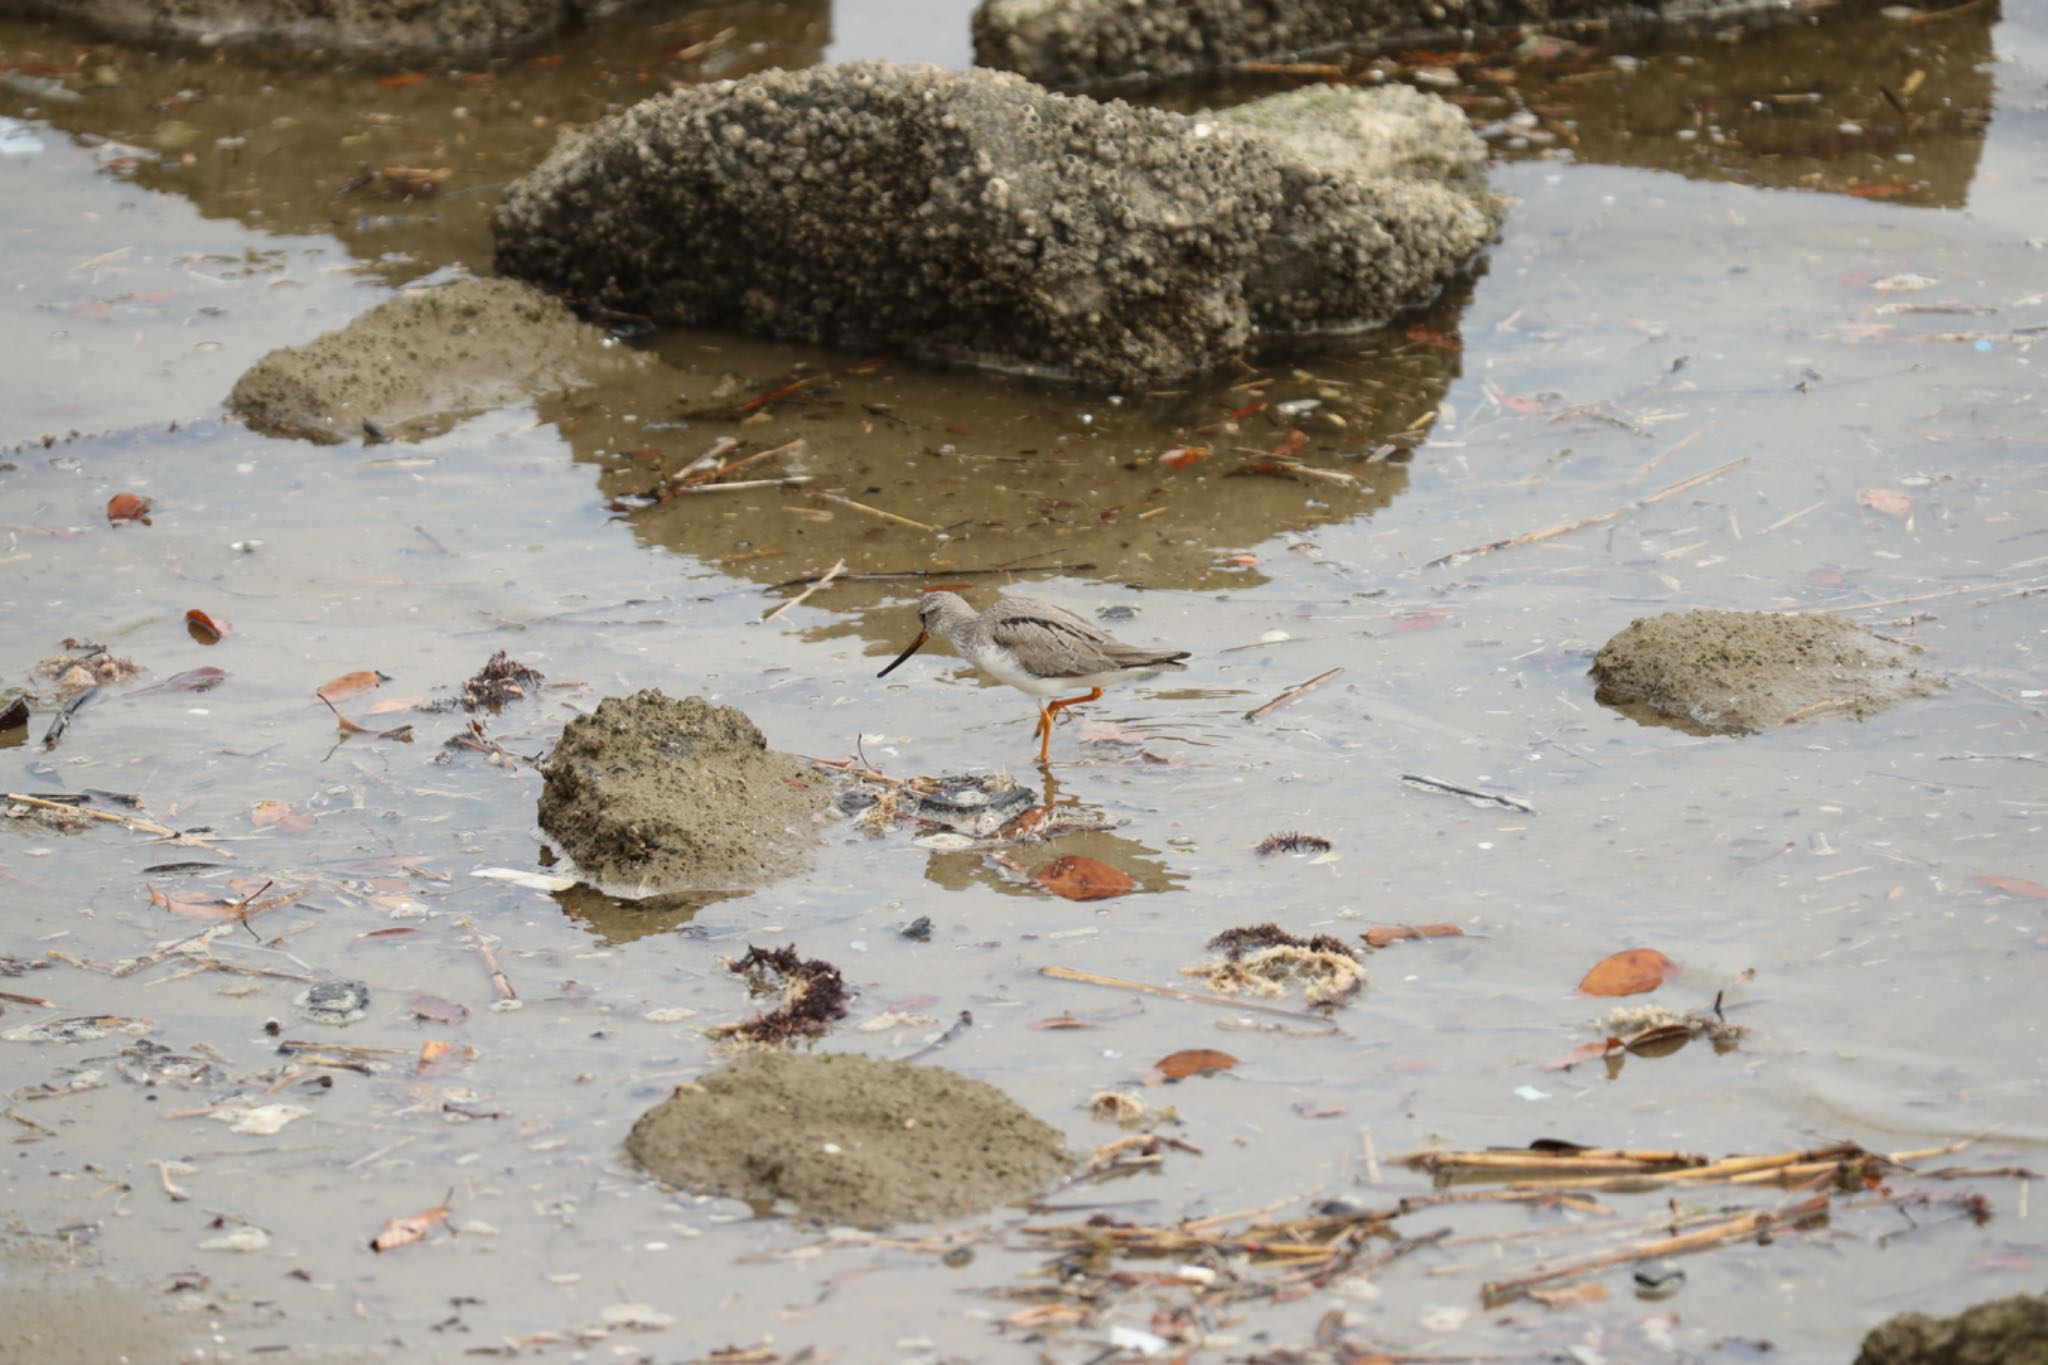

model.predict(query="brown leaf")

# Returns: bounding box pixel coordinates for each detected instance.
[250,800,316,833]
[1578,948,1681,997]
[1857,488,1912,518]
[1268,428,1309,459]
[1157,446,1208,469]
[374,72,429,88]
[1405,323,1461,352]
[1528,1282,1611,1308]
[363,695,424,715]
[369,1197,452,1252]
[1032,855,1135,901]
[106,492,152,525]
[185,609,230,644]
[1029,1013,1098,1030]
[1975,874,2048,900]
[409,993,470,1027]
[356,927,422,941]
[316,670,390,702]
[147,884,241,918]
[1155,1048,1238,1080]
[1361,922,1465,948]
[1542,1038,1622,1071]
[416,1040,475,1075]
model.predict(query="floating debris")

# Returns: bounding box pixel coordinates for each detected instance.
[711,944,849,1044]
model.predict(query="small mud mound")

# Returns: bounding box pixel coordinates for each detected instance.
[538,691,831,898]
[1856,1292,2048,1364]
[228,277,648,445]
[626,1051,1073,1227]
[1591,610,1940,735]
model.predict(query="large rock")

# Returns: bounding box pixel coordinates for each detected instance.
[1592,610,1942,735]
[1856,1294,2048,1365]
[228,277,649,445]
[493,61,1494,386]
[975,0,1677,87]
[0,0,642,59]
[537,691,833,898]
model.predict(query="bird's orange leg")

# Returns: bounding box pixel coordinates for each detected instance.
[1034,687,1103,764]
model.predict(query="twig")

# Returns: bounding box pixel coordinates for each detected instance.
[458,917,517,1001]
[761,558,847,624]
[1760,499,1827,535]
[3,792,230,854]
[1399,774,1535,814]
[812,492,938,533]
[1481,1202,1818,1303]
[768,562,1096,589]
[114,890,307,977]
[1041,965,1337,1024]
[1794,574,2048,615]
[0,988,56,1008]
[1244,667,1342,721]
[1627,424,1709,483]
[904,1009,974,1063]
[1426,457,1749,568]
[667,475,813,495]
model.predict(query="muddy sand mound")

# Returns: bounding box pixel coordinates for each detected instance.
[538,691,831,898]
[627,1051,1073,1226]
[1592,610,1941,734]
[228,277,648,444]
[494,61,1493,387]
[7,0,640,59]
[1856,1292,2048,1365]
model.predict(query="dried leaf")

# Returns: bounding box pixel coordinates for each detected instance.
[369,1196,452,1252]
[1030,1014,1098,1030]
[1405,323,1461,352]
[1578,948,1681,997]
[375,72,429,88]
[1268,428,1309,459]
[1032,855,1135,901]
[409,993,469,1027]
[146,885,240,918]
[106,492,152,525]
[416,1040,475,1075]
[1975,875,2048,900]
[1542,1038,1621,1071]
[364,694,424,715]
[356,927,422,941]
[250,800,316,833]
[185,609,230,644]
[1361,922,1465,948]
[1857,488,1912,518]
[128,667,226,696]
[1155,1048,1238,1080]
[1157,446,1208,469]
[316,670,390,702]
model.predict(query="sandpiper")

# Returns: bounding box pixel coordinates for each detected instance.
[877,591,1189,764]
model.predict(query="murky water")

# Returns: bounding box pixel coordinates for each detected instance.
[2,1,2044,1361]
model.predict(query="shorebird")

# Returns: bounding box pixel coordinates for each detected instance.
[877,591,1189,764]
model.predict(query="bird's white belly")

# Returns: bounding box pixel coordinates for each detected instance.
[964,640,1137,697]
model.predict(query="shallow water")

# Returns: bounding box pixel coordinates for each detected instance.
[1,1,2045,1361]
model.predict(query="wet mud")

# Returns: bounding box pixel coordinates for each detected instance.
[538,690,833,896]
[626,1050,1074,1226]
[1591,608,1942,734]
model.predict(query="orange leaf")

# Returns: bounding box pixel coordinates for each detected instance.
[106,492,152,525]
[1226,401,1267,420]
[316,670,389,702]
[369,1197,452,1252]
[1268,428,1309,459]
[375,72,429,87]
[1578,948,1681,997]
[1857,488,1912,518]
[1975,875,2048,900]
[1155,1048,1238,1080]
[250,800,316,833]
[1157,446,1208,469]
[185,609,230,644]
[1032,855,1135,901]
[1841,181,1919,199]
[416,1040,476,1075]
[1542,1038,1621,1071]
[1224,553,1259,567]
[1405,323,1461,352]
[364,695,424,715]
[146,884,241,918]
[1361,923,1465,948]
[1030,1014,1098,1030]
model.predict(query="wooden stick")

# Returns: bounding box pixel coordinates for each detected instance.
[1628,424,1710,483]
[812,492,938,533]
[1426,457,1749,568]
[458,917,517,1001]
[1482,1203,1810,1302]
[767,562,1097,589]
[1794,574,2048,615]
[1040,965,1335,1024]
[1245,667,1343,721]
[667,475,812,495]
[3,793,229,854]
[761,558,847,624]
[0,988,56,1008]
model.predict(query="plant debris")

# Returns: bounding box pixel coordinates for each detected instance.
[459,651,544,711]
[1255,831,1333,855]
[711,944,849,1044]
[1184,924,1365,1007]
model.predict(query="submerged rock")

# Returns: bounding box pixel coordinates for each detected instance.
[2,0,642,59]
[537,691,832,898]
[493,61,1494,386]
[626,1051,1073,1226]
[1856,1293,2048,1365]
[228,277,647,445]
[976,0,1697,87]
[1591,610,1941,734]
